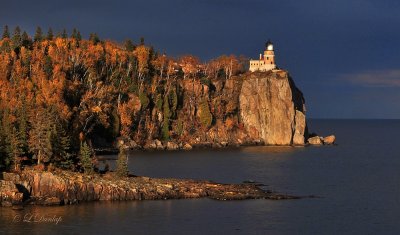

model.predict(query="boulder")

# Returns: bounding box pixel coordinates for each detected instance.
[323,135,336,145]
[308,136,323,145]
[154,139,164,150]
[0,180,23,206]
[166,142,179,150]
[183,143,193,150]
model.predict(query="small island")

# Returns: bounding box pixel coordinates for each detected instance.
[0,26,330,207]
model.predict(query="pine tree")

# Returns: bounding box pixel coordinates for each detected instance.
[47,28,54,40]
[50,121,72,169]
[21,31,32,48]
[76,31,82,41]
[89,33,100,45]
[61,29,67,39]
[34,26,43,42]
[79,141,93,174]
[11,26,22,51]
[2,25,10,39]
[71,28,78,40]
[28,108,52,165]
[116,146,129,177]
[124,39,135,51]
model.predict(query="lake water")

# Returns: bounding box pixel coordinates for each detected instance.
[1,119,400,234]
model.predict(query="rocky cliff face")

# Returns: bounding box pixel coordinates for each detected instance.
[118,69,307,149]
[239,70,307,145]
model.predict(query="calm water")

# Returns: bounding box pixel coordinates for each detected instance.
[1,119,400,235]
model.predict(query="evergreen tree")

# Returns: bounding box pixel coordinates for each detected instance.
[11,26,22,51]
[16,100,29,156]
[76,31,82,41]
[89,33,100,45]
[2,25,10,39]
[47,28,54,40]
[79,141,93,174]
[21,31,32,48]
[50,121,72,169]
[28,107,52,165]
[162,96,171,140]
[7,126,24,171]
[124,39,135,51]
[116,146,129,177]
[61,29,68,39]
[34,26,43,42]
[71,28,78,40]
[140,37,145,45]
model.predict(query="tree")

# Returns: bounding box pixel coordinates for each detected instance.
[124,39,135,51]
[28,108,52,165]
[179,55,200,79]
[79,141,93,174]
[34,26,43,42]
[2,25,10,39]
[21,31,32,48]
[133,45,150,84]
[89,33,100,45]
[116,146,129,177]
[71,28,78,40]
[61,29,68,39]
[47,28,54,40]
[11,26,22,51]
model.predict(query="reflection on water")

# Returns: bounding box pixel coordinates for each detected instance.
[241,146,303,154]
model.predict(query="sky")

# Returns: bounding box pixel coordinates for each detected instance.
[1,0,400,118]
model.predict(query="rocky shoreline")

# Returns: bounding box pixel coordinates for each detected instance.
[0,170,302,208]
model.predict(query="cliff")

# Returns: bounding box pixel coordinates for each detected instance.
[124,69,308,149]
[239,71,307,145]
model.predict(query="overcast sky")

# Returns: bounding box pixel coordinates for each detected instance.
[1,0,400,118]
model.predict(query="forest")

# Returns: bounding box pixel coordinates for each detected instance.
[0,25,247,174]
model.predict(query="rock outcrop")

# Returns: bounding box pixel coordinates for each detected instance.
[239,71,307,145]
[308,136,323,145]
[323,135,336,145]
[0,170,300,207]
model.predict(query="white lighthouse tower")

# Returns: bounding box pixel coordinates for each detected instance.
[249,40,277,72]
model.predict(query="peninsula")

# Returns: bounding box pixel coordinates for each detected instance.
[0,26,327,207]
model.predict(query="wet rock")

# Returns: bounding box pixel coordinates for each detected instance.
[308,136,323,145]
[323,135,336,145]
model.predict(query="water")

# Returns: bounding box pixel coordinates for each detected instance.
[1,119,400,234]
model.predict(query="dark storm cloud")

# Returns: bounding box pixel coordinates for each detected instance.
[1,0,399,118]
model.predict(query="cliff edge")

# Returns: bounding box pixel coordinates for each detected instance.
[239,70,307,145]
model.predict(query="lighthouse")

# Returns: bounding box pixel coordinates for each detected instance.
[249,40,277,72]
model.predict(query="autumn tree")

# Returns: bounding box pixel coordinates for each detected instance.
[133,45,150,87]
[179,55,200,79]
